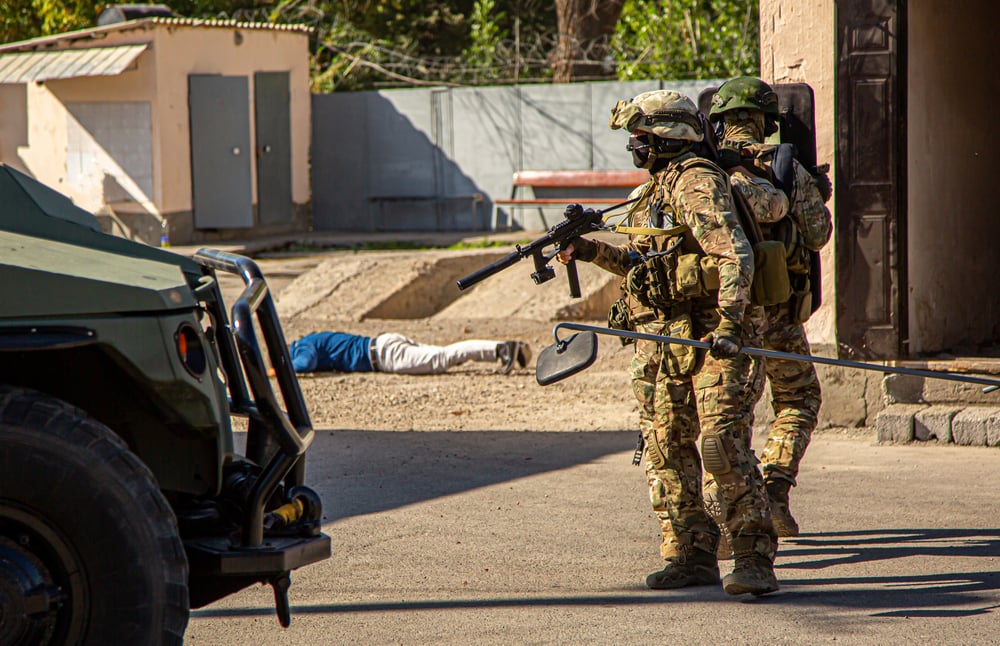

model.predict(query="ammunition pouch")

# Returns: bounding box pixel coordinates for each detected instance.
[750,240,791,307]
[626,254,676,310]
[661,312,697,377]
[626,246,723,312]
[645,254,675,309]
[674,253,703,298]
[607,297,636,346]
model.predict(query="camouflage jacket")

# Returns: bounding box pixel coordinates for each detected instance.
[589,153,754,315]
[730,167,788,225]
[724,141,832,252]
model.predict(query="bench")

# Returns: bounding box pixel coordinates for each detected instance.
[492,169,649,230]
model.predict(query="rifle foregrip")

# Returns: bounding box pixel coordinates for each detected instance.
[566,259,581,298]
[456,252,522,290]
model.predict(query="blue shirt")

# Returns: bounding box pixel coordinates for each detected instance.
[288,331,374,373]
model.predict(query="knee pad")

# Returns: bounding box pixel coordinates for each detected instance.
[701,433,732,475]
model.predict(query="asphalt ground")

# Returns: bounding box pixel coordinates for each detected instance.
[184,427,1000,645]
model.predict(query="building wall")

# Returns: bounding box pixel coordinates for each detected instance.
[151,25,311,215]
[0,22,311,245]
[759,0,836,345]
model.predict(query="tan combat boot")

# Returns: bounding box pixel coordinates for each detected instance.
[702,481,733,560]
[765,478,800,537]
[722,538,779,596]
[646,546,720,590]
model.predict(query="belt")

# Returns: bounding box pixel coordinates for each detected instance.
[368,339,380,371]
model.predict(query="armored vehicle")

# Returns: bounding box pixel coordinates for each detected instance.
[0,164,330,644]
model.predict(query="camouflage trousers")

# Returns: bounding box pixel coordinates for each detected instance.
[750,303,822,485]
[632,313,776,563]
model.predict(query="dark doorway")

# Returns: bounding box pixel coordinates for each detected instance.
[835,0,907,360]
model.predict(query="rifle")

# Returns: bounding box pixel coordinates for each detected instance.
[456,197,639,298]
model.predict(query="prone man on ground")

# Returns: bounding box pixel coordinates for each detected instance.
[283,331,530,376]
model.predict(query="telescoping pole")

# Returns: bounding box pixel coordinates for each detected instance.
[551,322,1000,394]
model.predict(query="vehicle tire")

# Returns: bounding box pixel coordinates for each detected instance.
[0,386,189,645]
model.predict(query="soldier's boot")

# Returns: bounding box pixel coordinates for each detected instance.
[645,547,720,590]
[702,481,733,560]
[765,478,800,538]
[722,543,779,596]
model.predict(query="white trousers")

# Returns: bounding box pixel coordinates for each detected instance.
[372,333,498,374]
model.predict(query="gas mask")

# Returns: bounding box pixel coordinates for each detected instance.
[626,132,690,170]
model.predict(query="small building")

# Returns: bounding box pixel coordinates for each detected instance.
[0,8,312,247]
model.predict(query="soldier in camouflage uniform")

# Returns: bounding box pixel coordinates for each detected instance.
[632,129,788,563]
[705,77,833,539]
[558,90,778,595]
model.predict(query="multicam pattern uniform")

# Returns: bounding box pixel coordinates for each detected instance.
[588,152,777,562]
[725,139,832,488]
[637,168,787,559]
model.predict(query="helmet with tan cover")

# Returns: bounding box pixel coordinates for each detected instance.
[609,90,703,143]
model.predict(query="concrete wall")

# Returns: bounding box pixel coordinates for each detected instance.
[907,1,1000,354]
[311,79,716,233]
[759,0,836,347]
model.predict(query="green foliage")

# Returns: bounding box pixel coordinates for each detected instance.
[611,0,760,81]
[461,0,508,83]
[0,0,97,43]
[0,0,759,89]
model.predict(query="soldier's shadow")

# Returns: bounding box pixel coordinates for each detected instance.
[771,528,1000,616]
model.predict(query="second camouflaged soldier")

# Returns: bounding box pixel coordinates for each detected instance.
[558,90,779,596]
[708,76,833,537]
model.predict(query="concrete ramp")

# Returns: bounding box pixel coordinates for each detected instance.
[275,248,620,322]
[434,259,620,321]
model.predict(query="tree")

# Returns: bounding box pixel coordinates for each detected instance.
[0,1,98,44]
[611,0,759,81]
[551,0,626,82]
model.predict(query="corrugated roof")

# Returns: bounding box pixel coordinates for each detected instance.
[147,16,313,33]
[0,44,147,83]
[0,17,312,54]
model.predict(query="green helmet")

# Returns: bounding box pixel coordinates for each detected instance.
[709,77,779,121]
[608,90,703,143]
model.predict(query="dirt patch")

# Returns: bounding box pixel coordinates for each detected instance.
[249,249,635,433]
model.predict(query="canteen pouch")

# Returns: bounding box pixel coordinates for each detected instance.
[750,240,792,307]
[661,312,697,377]
[787,276,813,324]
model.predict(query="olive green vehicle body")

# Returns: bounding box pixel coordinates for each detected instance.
[0,166,231,496]
[0,163,329,630]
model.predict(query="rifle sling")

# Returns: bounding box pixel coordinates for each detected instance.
[611,223,690,237]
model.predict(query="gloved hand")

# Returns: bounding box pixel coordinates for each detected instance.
[716,147,743,170]
[811,170,833,203]
[557,236,597,264]
[701,318,742,359]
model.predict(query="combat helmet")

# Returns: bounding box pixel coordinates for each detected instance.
[708,76,779,121]
[609,90,703,143]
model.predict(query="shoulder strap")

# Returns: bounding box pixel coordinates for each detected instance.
[771,143,799,201]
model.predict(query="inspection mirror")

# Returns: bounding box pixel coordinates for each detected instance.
[535,331,599,386]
